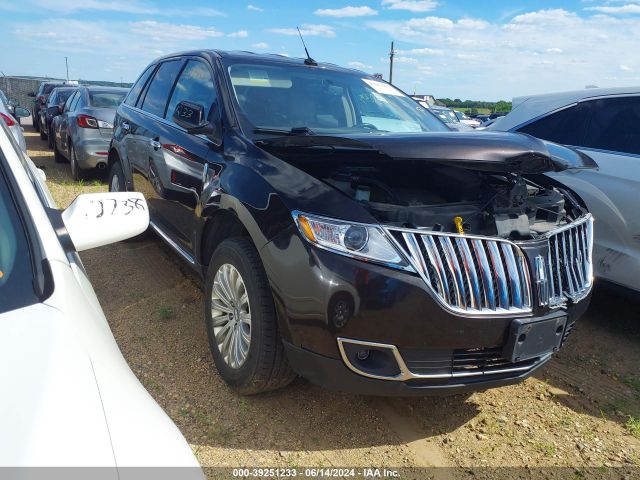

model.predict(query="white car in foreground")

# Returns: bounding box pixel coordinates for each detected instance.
[0,91,30,152]
[488,87,640,294]
[0,122,203,479]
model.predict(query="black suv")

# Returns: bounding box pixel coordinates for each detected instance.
[30,82,67,132]
[108,50,596,396]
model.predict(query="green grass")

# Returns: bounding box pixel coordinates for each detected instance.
[536,442,557,457]
[158,306,176,320]
[621,376,640,394]
[626,416,640,439]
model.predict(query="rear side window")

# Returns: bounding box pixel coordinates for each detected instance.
[141,60,183,117]
[125,65,154,107]
[64,92,78,112]
[166,60,216,120]
[69,92,81,112]
[517,103,589,146]
[583,97,640,155]
[89,92,127,108]
[0,166,38,314]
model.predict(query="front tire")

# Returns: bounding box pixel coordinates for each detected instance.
[47,126,54,149]
[33,115,40,132]
[205,238,295,395]
[53,141,65,163]
[39,121,46,140]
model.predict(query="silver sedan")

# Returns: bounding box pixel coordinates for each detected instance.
[52,86,128,180]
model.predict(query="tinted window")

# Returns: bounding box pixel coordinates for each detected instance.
[64,92,78,112]
[69,91,81,112]
[225,61,448,134]
[89,92,127,108]
[125,65,154,107]
[167,60,216,120]
[517,104,588,146]
[141,60,183,117]
[0,165,38,314]
[583,97,640,155]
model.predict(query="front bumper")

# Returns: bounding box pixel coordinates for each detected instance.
[284,340,552,396]
[261,225,591,395]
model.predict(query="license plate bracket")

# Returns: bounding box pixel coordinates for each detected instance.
[502,315,567,363]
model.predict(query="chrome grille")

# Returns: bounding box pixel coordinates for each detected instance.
[387,229,532,315]
[538,214,593,307]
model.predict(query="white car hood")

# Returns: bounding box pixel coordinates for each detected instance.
[0,302,117,470]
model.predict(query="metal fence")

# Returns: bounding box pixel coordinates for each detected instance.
[0,76,65,112]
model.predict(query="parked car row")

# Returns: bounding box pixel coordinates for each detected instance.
[36,84,128,179]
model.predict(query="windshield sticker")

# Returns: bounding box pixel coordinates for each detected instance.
[248,70,270,83]
[363,79,403,96]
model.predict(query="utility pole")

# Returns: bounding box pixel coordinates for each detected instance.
[65,57,69,82]
[388,41,395,84]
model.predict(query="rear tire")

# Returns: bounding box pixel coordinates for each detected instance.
[109,160,148,241]
[39,123,46,140]
[205,238,295,395]
[53,142,65,163]
[33,116,40,132]
[47,127,54,149]
[70,144,87,181]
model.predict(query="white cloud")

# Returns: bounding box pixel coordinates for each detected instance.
[247,4,264,12]
[130,21,224,41]
[396,47,444,55]
[251,42,270,49]
[228,30,248,38]
[32,0,225,16]
[368,8,640,99]
[269,24,336,38]
[315,6,377,17]
[348,61,373,69]
[586,4,640,15]
[382,0,438,13]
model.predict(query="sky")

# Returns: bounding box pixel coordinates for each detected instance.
[1,0,639,100]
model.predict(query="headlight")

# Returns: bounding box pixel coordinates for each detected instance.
[292,211,412,270]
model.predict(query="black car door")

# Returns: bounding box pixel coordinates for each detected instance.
[143,57,223,257]
[128,59,184,224]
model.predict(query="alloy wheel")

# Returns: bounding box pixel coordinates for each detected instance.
[210,263,251,369]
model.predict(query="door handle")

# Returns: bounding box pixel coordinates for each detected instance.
[150,138,162,150]
[121,121,130,133]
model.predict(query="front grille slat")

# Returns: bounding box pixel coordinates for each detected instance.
[487,241,509,309]
[422,236,451,304]
[439,236,466,309]
[472,239,497,310]
[500,243,523,308]
[456,237,482,309]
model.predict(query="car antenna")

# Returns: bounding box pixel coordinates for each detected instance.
[297,27,318,66]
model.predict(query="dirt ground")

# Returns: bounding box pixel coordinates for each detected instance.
[25,125,640,477]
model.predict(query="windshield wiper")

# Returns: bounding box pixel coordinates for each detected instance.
[253,126,316,136]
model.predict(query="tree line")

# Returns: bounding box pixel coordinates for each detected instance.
[437,98,512,114]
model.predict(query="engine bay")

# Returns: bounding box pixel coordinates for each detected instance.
[275,150,585,240]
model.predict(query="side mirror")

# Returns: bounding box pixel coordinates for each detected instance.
[14,107,31,118]
[61,192,149,251]
[172,100,222,144]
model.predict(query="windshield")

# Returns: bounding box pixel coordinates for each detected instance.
[223,60,448,135]
[89,92,127,108]
[433,109,458,124]
[0,163,38,314]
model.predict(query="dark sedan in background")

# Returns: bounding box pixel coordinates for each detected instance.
[39,86,77,147]
[52,85,127,180]
[29,81,67,132]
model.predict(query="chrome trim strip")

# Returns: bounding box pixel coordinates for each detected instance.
[501,243,523,308]
[487,241,509,309]
[337,337,550,382]
[149,221,195,265]
[472,239,496,310]
[422,235,451,304]
[440,236,466,308]
[456,237,481,309]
